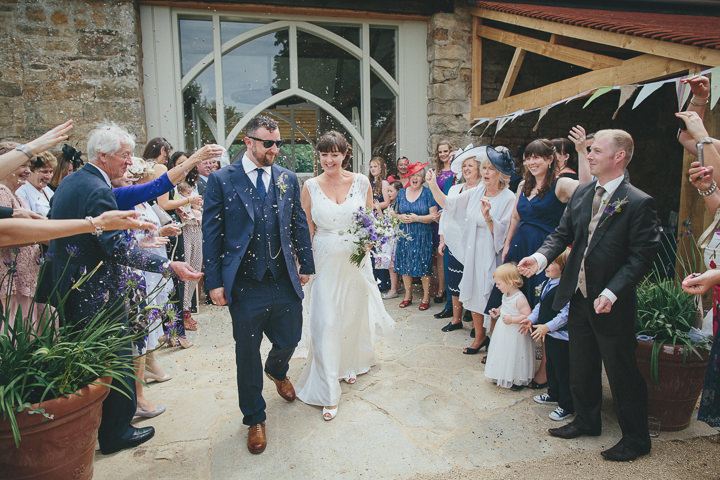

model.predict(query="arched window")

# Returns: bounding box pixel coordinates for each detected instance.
[141,7,428,175]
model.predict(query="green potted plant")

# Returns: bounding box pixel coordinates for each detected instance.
[635,236,712,431]
[0,259,160,479]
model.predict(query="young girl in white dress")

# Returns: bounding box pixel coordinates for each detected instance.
[296,131,393,421]
[484,263,534,389]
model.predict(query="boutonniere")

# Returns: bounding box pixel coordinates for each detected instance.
[598,197,628,228]
[534,282,545,299]
[276,173,288,199]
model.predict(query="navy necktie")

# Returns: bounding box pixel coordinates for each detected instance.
[256,168,266,200]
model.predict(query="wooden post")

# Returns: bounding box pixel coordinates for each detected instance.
[471,16,482,110]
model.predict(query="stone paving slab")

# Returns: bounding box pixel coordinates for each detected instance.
[94,286,717,479]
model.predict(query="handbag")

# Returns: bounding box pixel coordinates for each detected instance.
[152,203,174,226]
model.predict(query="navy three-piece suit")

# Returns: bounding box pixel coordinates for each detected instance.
[202,158,314,426]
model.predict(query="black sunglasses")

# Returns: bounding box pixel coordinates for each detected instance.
[247,136,284,149]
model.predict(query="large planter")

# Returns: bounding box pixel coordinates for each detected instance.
[636,340,710,431]
[0,378,110,480]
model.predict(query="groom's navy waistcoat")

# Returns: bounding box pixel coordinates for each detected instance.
[237,178,286,281]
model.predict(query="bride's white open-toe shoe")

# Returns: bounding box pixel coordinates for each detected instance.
[322,406,338,421]
[346,377,356,384]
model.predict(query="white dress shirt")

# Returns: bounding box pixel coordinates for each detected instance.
[241,154,271,190]
[531,174,625,304]
[16,182,53,217]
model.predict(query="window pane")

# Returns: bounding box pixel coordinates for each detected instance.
[315,23,360,47]
[179,18,213,77]
[371,72,396,164]
[222,30,290,124]
[370,26,396,80]
[297,31,361,125]
[220,20,263,45]
[183,67,216,149]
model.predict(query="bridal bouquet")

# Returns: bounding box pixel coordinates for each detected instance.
[347,207,405,267]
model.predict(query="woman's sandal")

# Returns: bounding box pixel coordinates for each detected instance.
[323,406,338,421]
[345,377,357,384]
[481,356,487,364]
[399,299,413,308]
[463,346,481,355]
[418,302,430,311]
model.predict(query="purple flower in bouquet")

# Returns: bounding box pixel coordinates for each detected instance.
[347,207,406,267]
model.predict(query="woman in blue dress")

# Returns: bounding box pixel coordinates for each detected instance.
[484,139,579,386]
[394,162,437,311]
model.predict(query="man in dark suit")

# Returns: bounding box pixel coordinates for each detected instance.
[48,123,203,455]
[518,129,659,462]
[196,158,212,196]
[202,115,314,454]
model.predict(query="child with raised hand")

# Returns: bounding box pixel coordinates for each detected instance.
[520,247,574,421]
[484,263,534,390]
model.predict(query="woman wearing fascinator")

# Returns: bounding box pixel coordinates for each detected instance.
[49,143,84,191]
[427,145,516,354]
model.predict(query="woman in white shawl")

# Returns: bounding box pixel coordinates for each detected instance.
[427,146,516,354]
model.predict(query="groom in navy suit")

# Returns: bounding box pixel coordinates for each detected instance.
[202,115,314,454]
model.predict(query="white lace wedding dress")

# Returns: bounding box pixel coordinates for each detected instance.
[295,173,394,407]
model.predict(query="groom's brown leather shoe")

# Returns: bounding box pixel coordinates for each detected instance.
[247,422,266,454]
[265,372,296,402]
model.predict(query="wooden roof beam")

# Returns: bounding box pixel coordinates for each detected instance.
[478,24,622,70]
[471,54,696,120]
[470,7,720,67]
[498,47,526,99]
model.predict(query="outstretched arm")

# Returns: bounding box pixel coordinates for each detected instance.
[0,211,155,247]
[0,120,73,180]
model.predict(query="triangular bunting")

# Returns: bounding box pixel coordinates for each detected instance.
[613,85,638,120]
[583,86,614,109]
[469,118,489,133]
[495,115,513,134]
[711,66,720,110]
[676,75,693,111]
[632,81,664,109]
[532,105,551,132]
[479,119,496,138]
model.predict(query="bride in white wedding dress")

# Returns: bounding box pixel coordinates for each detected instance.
[295,131,394,421]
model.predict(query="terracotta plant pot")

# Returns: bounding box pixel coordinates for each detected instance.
[636,340,710,431]
[0,378,110,480]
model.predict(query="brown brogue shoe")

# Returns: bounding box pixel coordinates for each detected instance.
[265,372,296,402]
[247,422,266,454]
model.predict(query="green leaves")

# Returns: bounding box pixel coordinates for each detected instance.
[636,269,710,385]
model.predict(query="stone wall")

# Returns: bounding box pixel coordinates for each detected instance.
[0,0,146,155]
[426,0,474,159]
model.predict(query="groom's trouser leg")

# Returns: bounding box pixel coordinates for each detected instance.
[263,273,303,381]
[230,276,273,426]
[568,293,603,433]
[592,299,650,450]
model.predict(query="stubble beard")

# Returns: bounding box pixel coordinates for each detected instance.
[251,144,277,167]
